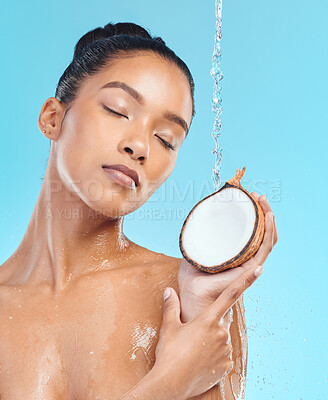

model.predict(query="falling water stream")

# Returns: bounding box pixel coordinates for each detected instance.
[210,0,224,191]
[211,2,231,399]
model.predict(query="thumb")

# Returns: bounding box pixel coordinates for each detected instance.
[162,287,181,329]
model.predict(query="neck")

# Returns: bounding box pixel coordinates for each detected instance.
[5,158,137,292]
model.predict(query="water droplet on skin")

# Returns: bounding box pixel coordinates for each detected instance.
[90,351,94,355]
[219,379,226,400]
[129,321,157,362]
[9,316,12,320]
[202,341,206,346]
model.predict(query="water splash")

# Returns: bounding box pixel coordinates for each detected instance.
[219,378,226,400]
[210,0,224,191]
[129,320,157,363]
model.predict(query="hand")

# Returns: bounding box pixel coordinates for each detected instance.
[151,264,263,400]
[178,193,278,323]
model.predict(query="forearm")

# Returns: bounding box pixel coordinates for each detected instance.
[119,367,186,400]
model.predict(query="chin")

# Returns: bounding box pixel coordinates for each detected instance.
[81,195,142,220]
[74,170,151,218]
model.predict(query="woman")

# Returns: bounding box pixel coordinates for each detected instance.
[0,22,278,399]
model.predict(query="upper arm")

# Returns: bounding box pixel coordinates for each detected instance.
[190,297,247,400]
[161,256,248,399]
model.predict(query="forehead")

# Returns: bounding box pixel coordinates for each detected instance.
[78,52,193,124]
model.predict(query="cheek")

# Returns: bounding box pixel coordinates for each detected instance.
[56,114,101,187]
[146,152,177,193]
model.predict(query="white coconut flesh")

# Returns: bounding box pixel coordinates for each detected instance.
[181,187,256,267]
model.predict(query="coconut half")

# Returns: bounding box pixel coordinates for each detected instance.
[179,167,265,273]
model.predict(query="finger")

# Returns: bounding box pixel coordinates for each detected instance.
[222,307,234,327]
[252,210,275,265]
[273,214,278,246]
[218,307,234,327]
[204,264,251,293]
[162,288,182,330]
[250,191,259,201]
[258,195,273,214]
[204,264,263,321]
[218,312,232,349]
[261,196,278,248]
[251,193,274,219]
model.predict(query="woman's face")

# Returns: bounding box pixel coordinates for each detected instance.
[42,53,193,218]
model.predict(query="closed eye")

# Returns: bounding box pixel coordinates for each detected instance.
[155,135,176,151]
[103,105,128,119]
[103,105,175,151]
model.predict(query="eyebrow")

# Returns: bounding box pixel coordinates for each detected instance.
[100,81,189,136]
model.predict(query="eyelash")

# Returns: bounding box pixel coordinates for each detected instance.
[103,105,176,151]
[156,136,175,151]
[103,105,128,119]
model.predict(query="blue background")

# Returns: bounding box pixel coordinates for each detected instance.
[0,1,327,398]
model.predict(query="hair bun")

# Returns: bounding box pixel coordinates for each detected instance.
[103,22,152,39]
[73,22,165,59]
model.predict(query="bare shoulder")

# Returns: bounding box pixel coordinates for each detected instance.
[132,244,182,291]
[0,258,17,287]
[133,242,182,268]
[151,252,182,288]
[151,251,181,269]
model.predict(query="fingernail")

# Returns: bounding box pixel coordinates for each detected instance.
[254,265,263,277]
[164,287,171,301]
[260,195,266,201]
[267,211,273,219]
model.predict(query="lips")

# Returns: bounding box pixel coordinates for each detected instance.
[102,164,140,187]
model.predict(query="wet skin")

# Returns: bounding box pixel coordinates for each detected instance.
[0,53,248,399]
[0,253,247,399]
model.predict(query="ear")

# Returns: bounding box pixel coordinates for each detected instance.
[38,97,67,141]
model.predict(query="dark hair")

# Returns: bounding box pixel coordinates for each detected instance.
[55,22,195,133]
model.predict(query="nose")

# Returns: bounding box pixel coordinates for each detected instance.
[118,134,150,162]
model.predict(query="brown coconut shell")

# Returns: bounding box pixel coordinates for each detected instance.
[179,167,265,273]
